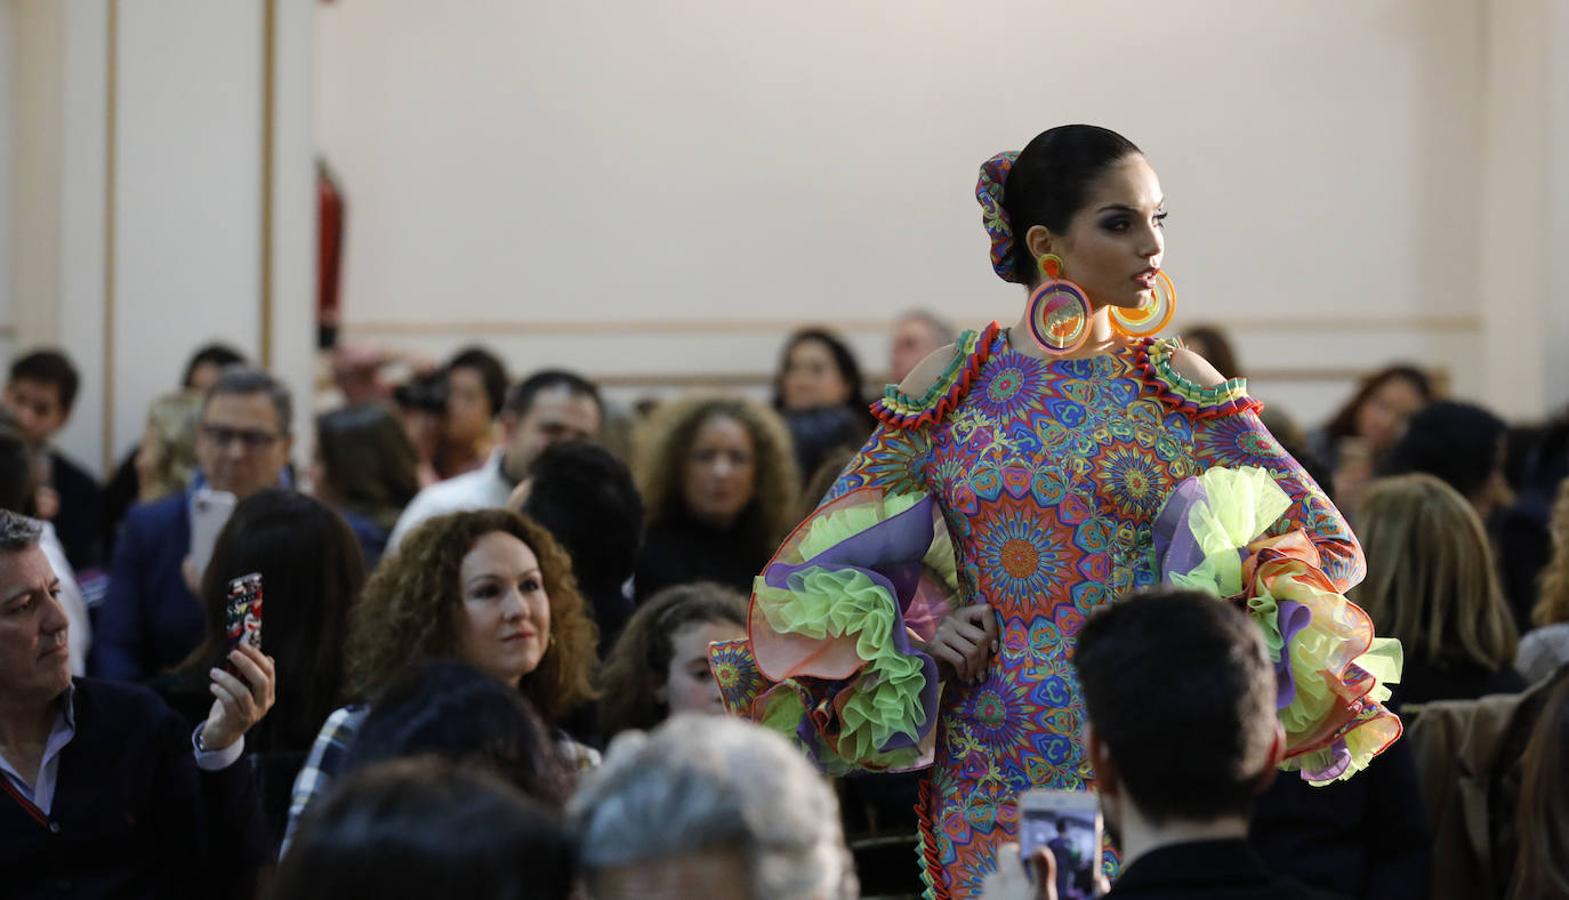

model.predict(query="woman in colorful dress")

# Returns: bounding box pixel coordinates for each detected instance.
[709,125,1403,899]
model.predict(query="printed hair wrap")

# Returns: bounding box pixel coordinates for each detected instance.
[976,151,1022,284]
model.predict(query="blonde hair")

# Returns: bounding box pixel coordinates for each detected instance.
[1353,473,1518,670]
[1533,479,1569,628]
[139,390,204,500]
[633,395,799,550]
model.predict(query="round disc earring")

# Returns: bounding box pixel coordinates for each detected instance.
[1109,270,1177,338]
[1026,253,1093,356]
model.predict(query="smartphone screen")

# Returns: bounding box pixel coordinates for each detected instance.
[1017,788,1103,898]
[223,573,263,670]
[189,488,237,582]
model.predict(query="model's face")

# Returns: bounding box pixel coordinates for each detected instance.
[1354,377,1426,453]
[455,531,551,686]
[0,546,71,707]
[780,339,851,412]
[446,367,494,444]
[196,392,292,499]
[681,416,757,528]
[1030,155,1166,311]
[658,619,747,717]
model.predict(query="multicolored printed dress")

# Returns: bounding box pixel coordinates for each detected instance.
[710,323,1402,899]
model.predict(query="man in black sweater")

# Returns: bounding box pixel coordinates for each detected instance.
[3,350,103,571]
[984,590,1350,900]
[0,510,273,898]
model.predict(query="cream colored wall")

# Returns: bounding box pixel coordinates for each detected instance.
[319,0,1538,427]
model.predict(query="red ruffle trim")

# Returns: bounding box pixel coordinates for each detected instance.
[1128,337,1263,421]
[871,322,1001,431]
[916,775,949,900]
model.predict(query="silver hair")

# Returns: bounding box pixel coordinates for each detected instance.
[895,308,957,345]
[203,366,294,436]
[569,715,857,900]
[0,510,44,552]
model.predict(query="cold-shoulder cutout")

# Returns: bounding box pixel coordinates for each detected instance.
[871,322,1001,430]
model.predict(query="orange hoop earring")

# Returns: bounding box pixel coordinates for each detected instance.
[1026,254,1092,356]
[1109,270,1177,338]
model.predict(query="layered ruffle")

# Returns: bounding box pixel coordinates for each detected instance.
[709,487,960,775]
[1154,465,1403,784]
[872,322,1001,430]
[1130,337,1263,420]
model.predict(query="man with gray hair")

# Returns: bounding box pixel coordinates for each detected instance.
[570,715,859,900]
[92,367,295,680]
[889,309,957,385]
[0,510,275,896]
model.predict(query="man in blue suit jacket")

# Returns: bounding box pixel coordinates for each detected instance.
[91,368,294,681]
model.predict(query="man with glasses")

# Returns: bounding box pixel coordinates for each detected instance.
[91,369,294,681]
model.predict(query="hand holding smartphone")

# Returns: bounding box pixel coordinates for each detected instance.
[1017,788,1103,898]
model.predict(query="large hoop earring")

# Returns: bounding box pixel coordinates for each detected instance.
[1026,253,1092,356]
[1109,269,1177,338]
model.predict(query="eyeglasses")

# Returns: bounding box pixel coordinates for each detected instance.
[200,424,281,450]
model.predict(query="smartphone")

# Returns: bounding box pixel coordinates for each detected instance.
[223,573,263,671]
[188,488,237,582]
[1017,788,1103,897]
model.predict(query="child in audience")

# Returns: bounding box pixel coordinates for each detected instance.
[633,396,797,600]
[1354,474,1524,705]
[598,583,746,740]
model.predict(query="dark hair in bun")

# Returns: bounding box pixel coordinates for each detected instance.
[980,125,1142,286]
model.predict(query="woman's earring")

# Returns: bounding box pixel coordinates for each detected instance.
[1109,270,1177,338]
[1026,253,1092,356]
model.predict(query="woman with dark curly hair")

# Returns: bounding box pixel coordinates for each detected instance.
[598,583,747,740]
[281,507,598,851]
[632,395,798,601]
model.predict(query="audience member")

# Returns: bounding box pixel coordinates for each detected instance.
[1405,664,1569,900]
[1518,479,1569,683]
[1353,474,1524,706]
[1508,671,1569,900]
[889,309,955,385]
[1307,364,1432,509]
[342,660,571,808]
[632,395,798,601]
[0,429,90,675]
[272,759,575,900]
[0,510,274,897]
[152,489,364,848]
[773,327,875,479]
[437,346,508,479]
[3,349,102,570]
[312,404,421,567]
[984,589,1347,900]
[391,369,447,488]
[103,344,246,545]
[1179,323,1243,380]
[571,714,858,900]
[133,391,205,502]
[1497,409,1569,631]
[284,508,598,847]
[1381,400,1511,521]
[92,367,295,681]
[513,440,644,652]
[389,369,602,549]
[598,583,746,740]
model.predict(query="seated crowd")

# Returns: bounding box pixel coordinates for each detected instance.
[0,321,1566,899]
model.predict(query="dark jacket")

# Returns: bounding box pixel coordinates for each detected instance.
[1108,839,1351,900]
[634,510,771,602]
[49,450,104,571]
[0,678,267,899]
[1251,735,1430,899]
[90,492,200,681]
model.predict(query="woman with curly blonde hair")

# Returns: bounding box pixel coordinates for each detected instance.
[632,396,798,601]
[283,508,599,850]
[1518,479,1569,683]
